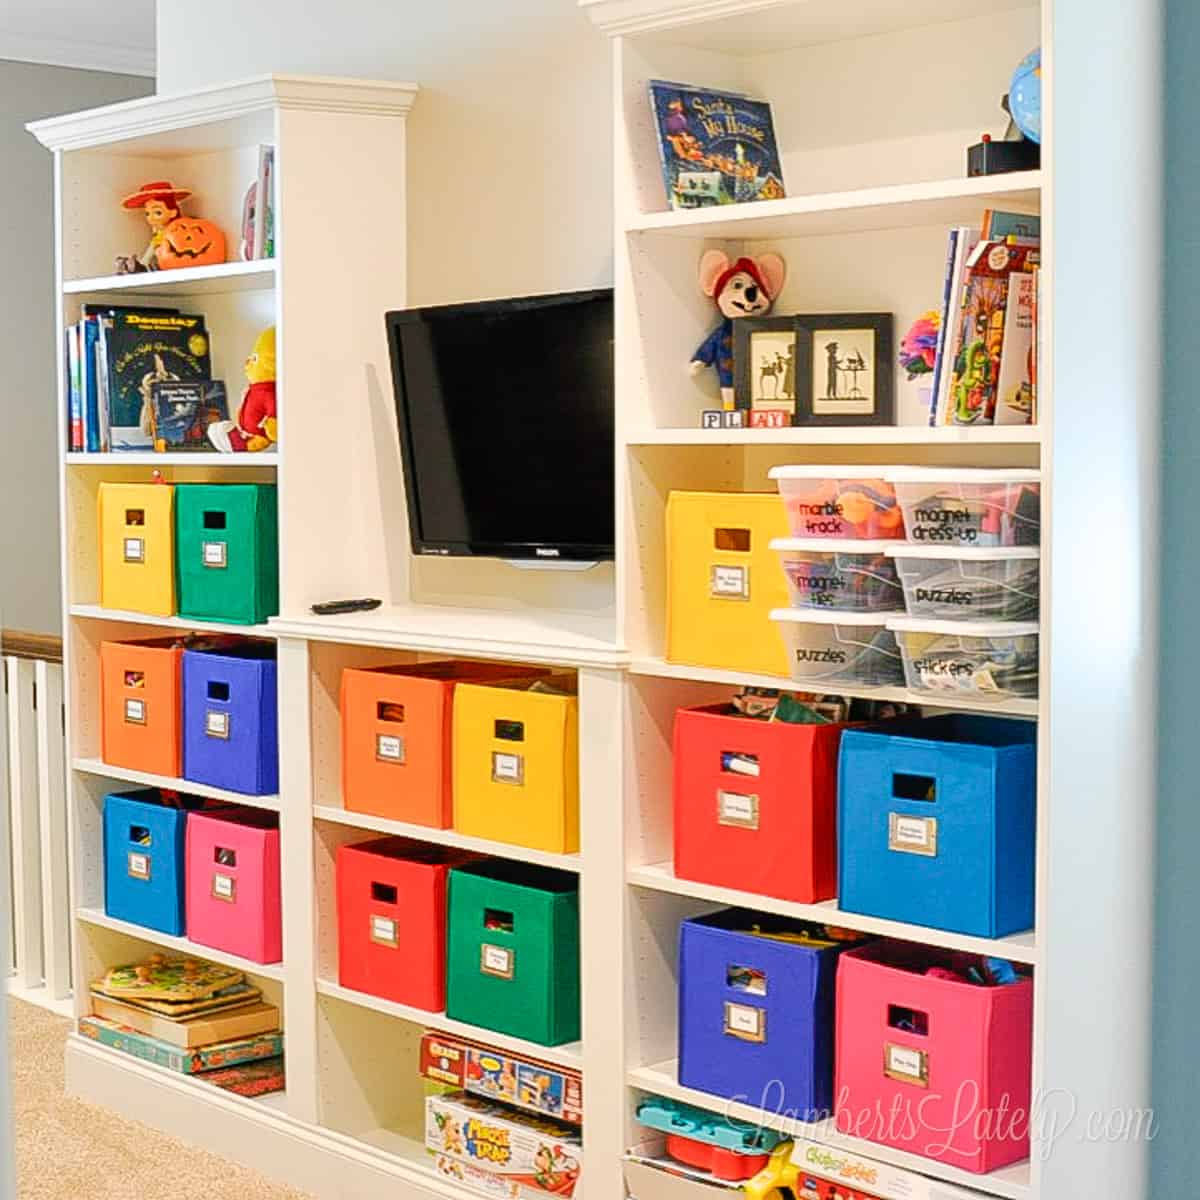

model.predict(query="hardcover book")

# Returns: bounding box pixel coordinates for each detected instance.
[149,380,229,451]
[79,1017,284,1075]
[104,311,211,450]
[649,80,785,210]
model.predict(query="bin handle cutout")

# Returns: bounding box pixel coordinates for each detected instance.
[207,681,231,702]
[893,772,936,802]
[727,963,766,996]
[377,702,405,724]
[124,509,145,527]
[214,846,237,868]
[128,825,151,847]
[720,750,759,778]
[124,671,145,688]
[494,719,525,742]
[714,527,751,552]
[371,881,398,905]
[888,1004,929,1036]
[202,511,227,530]
[484,908,514,933]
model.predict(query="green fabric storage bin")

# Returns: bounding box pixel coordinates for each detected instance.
[445,859,580,1046]
[175,484,279,625]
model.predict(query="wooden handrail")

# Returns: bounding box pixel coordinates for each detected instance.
[0,629,63,663]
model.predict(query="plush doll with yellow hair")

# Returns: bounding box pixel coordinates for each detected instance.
[208,327,277,452]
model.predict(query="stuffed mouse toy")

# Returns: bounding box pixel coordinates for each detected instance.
[690,249,787,409]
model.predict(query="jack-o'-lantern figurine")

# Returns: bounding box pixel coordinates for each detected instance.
[116,180,227,274]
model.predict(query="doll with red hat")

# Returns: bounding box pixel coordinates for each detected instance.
[690,249,787,410]
[115,180,226,274]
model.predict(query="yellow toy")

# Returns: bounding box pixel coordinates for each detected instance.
[208,327,277,453]
[743,1141,802,1200]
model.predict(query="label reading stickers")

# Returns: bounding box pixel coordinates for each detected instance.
[202,541,228,568]
[124,537,145,563]
[710,564,749,600]
[124,698,146,725]
[206,710,230,740]
[211,872,236,902]
[888,813,938,857]
[376,733,405,764]
[717,789,760,830]
[724,1000,766,1042]
[492,752,524,785]
[370,914,399,948]
[480,943,514,980]
[127,851,150,880]
[884,1042,929,1087]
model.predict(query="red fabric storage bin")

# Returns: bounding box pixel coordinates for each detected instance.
[336,837,474,1010]
[672,704,842,903]
[835,941,1034,1174]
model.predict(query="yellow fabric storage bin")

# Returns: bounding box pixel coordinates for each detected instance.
[453,677,579,854]
[666,490,791,676]
[99,482,176,616]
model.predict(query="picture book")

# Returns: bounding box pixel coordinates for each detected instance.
[104,311,211,450]
[944,239,1039,425]
[200,1055,285,1098]
[649,80,785,210]
[89,995,279,1049]
[79,1017,284,1075]
[150,380,229,451]
[66,323,82,451]
[256,144,275,259]
[81,315,101,451]
[994,270,1035,425]
[981,208,1041,241]
[930,226,980,424]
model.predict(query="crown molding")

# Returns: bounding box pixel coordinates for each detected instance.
[0,29,155,77]
[579,0,787,37]
[27,73,419,152]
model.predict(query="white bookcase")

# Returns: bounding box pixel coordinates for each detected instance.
[28,1,1162,1193]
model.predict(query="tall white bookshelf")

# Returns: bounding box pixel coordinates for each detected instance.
[27,2,1162,1194]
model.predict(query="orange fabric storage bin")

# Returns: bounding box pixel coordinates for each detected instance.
[341,660,547,827]
[100,638,185,777]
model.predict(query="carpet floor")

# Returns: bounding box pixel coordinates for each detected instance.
[8,997,313,1200]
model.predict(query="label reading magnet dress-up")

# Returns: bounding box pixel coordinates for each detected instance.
[376,734,405,763]
[724,1001,766,1042]
[211,872,236,902]
[124,698,146,724]
[717,789,760,829]
[710,564,750,600]
[884,1042,929,1087]
[370,914,399,948]
[202,541,228,568]
[127,851,150,880]
[480,944,515,979]
[888,813,938,856]
[124,537,145,563]
[492,752,524,784]
[206,710,230,740]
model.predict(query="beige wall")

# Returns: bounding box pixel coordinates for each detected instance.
[0,60,152,635]
[154,0,613,307]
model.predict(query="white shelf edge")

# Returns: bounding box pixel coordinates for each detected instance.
[315,978,585,1070]
[313,804,583,874]
[73,757,281,812]
[629,657,1041,718]
[625,425,1042,447]
[76,906,286,981]
[627,862,1038,965]
[66,452,279,467]
[626,1060,1031,1200]
[62,259,277,296]
[69,604,277,639]
[624,171,1041,238]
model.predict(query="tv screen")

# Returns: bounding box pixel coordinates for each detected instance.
[386,289,615,563]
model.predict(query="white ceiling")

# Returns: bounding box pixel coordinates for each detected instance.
[0,0,155,77]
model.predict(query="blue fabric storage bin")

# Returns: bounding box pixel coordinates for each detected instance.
[182,642,279,796]
[678,909,851,1118]
[838,714,1037,938]
[102,789,206,935]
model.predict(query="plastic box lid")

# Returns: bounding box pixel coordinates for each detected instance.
[771,537,903,553]
[886,616,1040,637]
[770,607,903,626]
[885,543,1040,560]
[768,464,900,479]
[883,467,1041,483]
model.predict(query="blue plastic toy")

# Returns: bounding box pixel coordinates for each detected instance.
[635,1097,782,1154]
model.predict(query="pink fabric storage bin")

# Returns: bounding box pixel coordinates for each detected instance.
[834,941,1033,1174]
[185,808,281,964]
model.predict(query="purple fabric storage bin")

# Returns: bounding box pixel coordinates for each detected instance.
[678,908,856,1119]
[182,642,279,796]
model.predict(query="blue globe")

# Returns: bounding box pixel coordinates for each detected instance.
[1010,48,1042,144]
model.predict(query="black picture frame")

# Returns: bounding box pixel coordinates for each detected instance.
[733,312,894,427]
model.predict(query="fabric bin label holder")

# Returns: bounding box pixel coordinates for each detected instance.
[204,677,233,741]
[374,701,406,764]
[885,763,941,858]
[211,845,238,903]
[722,958,768,1044]
[716,742,762,829]
[710,525,755,601]
[366,880,401,949]
[491,716,526,785]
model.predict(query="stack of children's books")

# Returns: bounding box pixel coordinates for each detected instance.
[65,305,227,453]
[927,208,1041,427]
[80,953,284,1097]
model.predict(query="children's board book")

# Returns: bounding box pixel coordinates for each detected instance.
[200,1055,285,1098]
[649,80,785,210]
[943,239,1039,425]
[79,1017,284,1075]
[994,270,1035,425]
[150,380,229,451]
[90,994,280,1048]
[104,311,211,450]
[930,226,980,425]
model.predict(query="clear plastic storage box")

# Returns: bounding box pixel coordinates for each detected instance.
[888,616,1040,701]
[771,538,904,613]
[770,609,905,687]
[887,544,1040,621]
[768,466,904,541]
[885,468,1041,547]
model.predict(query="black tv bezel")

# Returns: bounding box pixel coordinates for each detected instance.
[385,288,616,563]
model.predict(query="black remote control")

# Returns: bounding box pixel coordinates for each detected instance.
[310,598,383,615]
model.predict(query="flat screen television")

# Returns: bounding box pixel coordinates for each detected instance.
[386,289,615,564]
